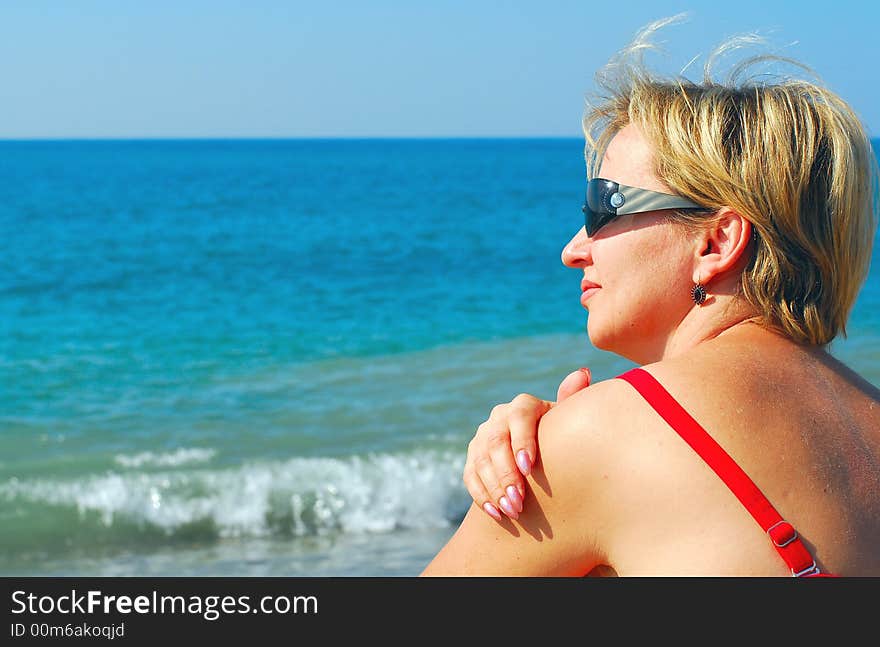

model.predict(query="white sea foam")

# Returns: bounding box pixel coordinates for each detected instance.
[0,450,467,538]
[114,447,217,468]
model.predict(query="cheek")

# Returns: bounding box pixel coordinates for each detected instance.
[592,236,688,320]
[592,236,667,287]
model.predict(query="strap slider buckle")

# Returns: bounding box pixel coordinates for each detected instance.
[767,520,798,547]
[792,560,820,577]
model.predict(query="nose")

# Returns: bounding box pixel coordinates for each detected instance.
[561,226,593,268]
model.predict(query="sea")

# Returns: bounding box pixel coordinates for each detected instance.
[2,138,878,576]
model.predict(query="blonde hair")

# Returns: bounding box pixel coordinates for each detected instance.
[583,16,879,346]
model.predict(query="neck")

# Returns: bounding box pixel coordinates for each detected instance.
[627,295,763,365]
[665,308,762,360]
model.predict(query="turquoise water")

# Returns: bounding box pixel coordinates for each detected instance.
[1,138,878,575]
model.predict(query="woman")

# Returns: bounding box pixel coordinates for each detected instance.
[420,19,880,576]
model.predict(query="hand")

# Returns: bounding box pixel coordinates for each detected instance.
[463,367,592,520]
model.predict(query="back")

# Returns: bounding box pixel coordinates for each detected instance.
[608,324,880,575]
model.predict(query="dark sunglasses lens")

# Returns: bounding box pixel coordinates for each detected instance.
[582,204,601,237]
[583,180,618,236]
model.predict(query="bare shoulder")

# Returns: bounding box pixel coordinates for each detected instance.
[538,377,640,451]
[538,371,695,458]
[421,378,651,576]
[529,376,682,536]
[528,374,748,573]
[532,376,655,489]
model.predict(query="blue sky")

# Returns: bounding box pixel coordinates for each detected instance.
[2,1,878,138]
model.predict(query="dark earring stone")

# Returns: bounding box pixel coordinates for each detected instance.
[691,283,707,305]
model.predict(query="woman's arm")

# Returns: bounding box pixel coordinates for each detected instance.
[421,379,625,576]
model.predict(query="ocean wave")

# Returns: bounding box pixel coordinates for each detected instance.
[113,447,217,468]
[0,450,467,546]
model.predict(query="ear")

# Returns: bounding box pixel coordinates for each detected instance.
[693,208,752,284]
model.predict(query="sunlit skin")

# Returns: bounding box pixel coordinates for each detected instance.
[561,124,757,365]
[421,123,880,576]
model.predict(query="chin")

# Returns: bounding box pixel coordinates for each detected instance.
[588,335,617,355]
[586,317,642,363]
[586,317,614,352]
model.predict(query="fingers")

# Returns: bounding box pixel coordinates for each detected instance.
[508,408,542,478]
[556,367,592,402]
[463,461,503,521]
[488,433,525,518]
[464,370,592,523]
[464,393,553,521]
[477,449,523,520]
[464,424,524,521]
[463,443,509,521]
[507,393,552,481]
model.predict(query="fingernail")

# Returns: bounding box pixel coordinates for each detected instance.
[482,502,503,521]
[516,450,531,476]
[579,367,591,378]
[506,485,523,513]
[499,496,519,520]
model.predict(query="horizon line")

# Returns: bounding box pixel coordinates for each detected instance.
[2,133,877,143]
[0,134,588,142]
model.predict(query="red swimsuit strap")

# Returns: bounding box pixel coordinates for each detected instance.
[617,367,822,577]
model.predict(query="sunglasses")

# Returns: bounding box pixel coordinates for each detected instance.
[582,178,707,236]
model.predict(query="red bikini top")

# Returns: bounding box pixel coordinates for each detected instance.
[617,367,834,577]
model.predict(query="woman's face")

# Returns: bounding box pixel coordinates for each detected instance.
[562,124,696,363]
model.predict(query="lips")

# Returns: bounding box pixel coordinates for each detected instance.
[580,279,600,306]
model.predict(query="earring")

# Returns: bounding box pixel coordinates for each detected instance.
[691,282,707,305]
